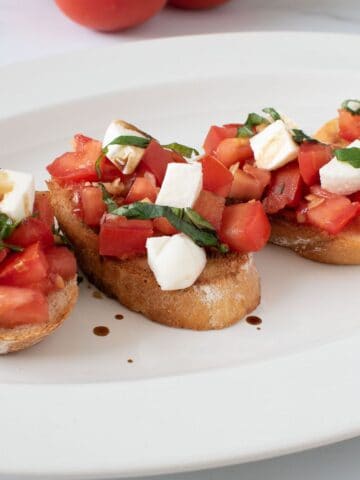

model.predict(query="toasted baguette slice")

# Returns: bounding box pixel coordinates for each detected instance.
[0,278,78,354]
[270,215,360,265]
[48,180,260,330]
[314,117,348,147]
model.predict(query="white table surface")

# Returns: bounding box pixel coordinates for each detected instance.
[1,0,360,479]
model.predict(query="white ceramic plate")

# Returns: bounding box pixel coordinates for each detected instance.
[0,32,360,479]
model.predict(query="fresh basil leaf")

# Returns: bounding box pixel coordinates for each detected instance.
[237,112,269,138]
[262,107,281,121]
[237,125,255,138]
[107,135,150,149]
[335,148,360,168]
[0,213,17,240]
[162,142,199,158]
[99,183,118,213]
[95,155,103,179]
[111,202,228,253]
[292,128,319,145]
[341,99,360,115]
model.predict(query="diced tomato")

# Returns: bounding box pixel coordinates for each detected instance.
[193,190,225,231]
[339,109,360,142]
[298,142,333,186]
[350,191,360,202]
[203,125,238,155]
[0,248,9,264]
[219,201,271,253]
[80,186,106,227]
[99,216,154,258]
[169,151,187,163]
[216,137,253,168]
[309,185,338,199]
[306,195,359,235]
[47,134,121,185]
[125,177,157,204]
[7,217,54,249]
[140,140,173,186]
[262,162,303,214]
[153,217,178,235]
[200,155,234,197]
[0,286,49,328]
[45,246,77,280]
[0,243,49,288]
[34,191,55,228]
[229,164,270,201]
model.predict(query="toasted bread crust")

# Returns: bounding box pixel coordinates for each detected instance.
[48,180,260,330]
[0,278,78,354]
[270,215,360,265]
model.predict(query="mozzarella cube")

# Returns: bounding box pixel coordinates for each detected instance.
[0,170,35,222]
[103,120,148,174]
[320,140,360,195]
[264,111,299,130]
[146,233,206,291]
[250,120,299,171]
[156,162,202,208]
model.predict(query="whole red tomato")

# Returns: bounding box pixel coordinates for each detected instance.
[168,0,230,8]
[55,0,167,32]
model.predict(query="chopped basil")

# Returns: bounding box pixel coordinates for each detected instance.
[262,107,281,121]
[237,113,269,138]
[0,213,23,252]
[292,129,319,145]
[335,147,360,168]
[0,241,23,252]
[108,202,229,253]
[99,183,119,213]
[162,142,199,158]
[341,99,360,115]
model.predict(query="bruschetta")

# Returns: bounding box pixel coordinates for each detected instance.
[201,103,360,264]
[0,170,78,353]
[47,121,270,330]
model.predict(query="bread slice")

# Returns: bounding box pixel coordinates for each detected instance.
[48,180,260,330]
[0,277,78,354]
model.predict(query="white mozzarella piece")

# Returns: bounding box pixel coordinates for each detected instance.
[320,140,360,195]
[156,162,202,208]
[264,111,299,130]
[0,170,35,222]
[250,120,299,171]
[102,120,148,174]
[146,233,206,291]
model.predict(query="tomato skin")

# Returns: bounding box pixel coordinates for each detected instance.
[216,137,253,168]
[80,186,106,227]
[219,202,271,253]
[203,125,237,155]
[262,162,303,214]
[55,0,166,32]
[193,190,225,231]
[306,196,359,235]
[0,249,9,264]
[99,216,154,258]
[0,287,49,328]
[229,164,270,201]
[45,246,77,281]
[7,218,54,249]
[0,243,49,288]
[140,140,173,186]
[34,192,55,229]
[153,217,178,235]
[125,177,157,204]
[298,142,333,186]
[338,109,360,142]
[200,155,234,197]
[169,0,230,9]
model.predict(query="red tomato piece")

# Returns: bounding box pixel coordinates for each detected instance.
[262,162,303,214]
[153,217,178,235]
[55,0,167,32]
[45,246,77,281]
[203,125,237,155]
[169,0,230,8]
[140,140,173,186]
[99,216,154,258]
[0,248,9,264]
[34,191,55,229]
[125,177,157,204]
[216,137,253,168]
[200,155,234,197]
[306,196,359,235]
[229,164,270,201]
[338,109,360,142]
[219,202,271,253]
[0,287,49,328]
[298,142,333,186]
[80,186,106,227]
[193,190,225,231]
[350,191,360,202]
[0,243,49,288]
[7,217,54,249]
